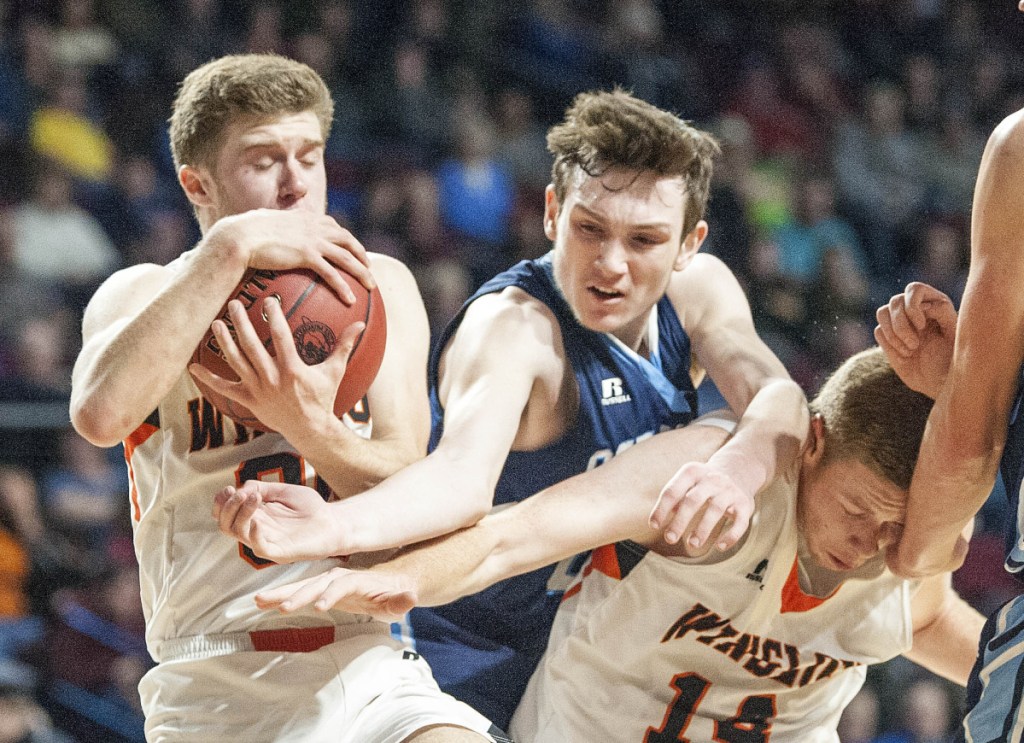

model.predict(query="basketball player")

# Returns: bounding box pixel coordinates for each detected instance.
[253,348,984,742]
[70,54,502,742]
[208,89,809,727]
[874,78,1024,743]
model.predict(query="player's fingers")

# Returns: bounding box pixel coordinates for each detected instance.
[227,300,276,381]
[232,491,263,542]
[255,576,323,611]
[206,317,256,384]
[326,243,375,292]
[323,223,374,282]
[245,480,303,507]
[900,287,929,332]
[715,504,754,550]
[261,297,301,370]
[905,281,947,309]
[212,486,236,518]
[311,254,358,305]
[886,297,922,350]
[688,498,729,548]
[315,574,417,620]
[278,580,336,613]
[650,468,698,531]
[313,573,387,612]
[188,364,253,410]
[215,487,251,537]
[661,493,705,546]
[924,297,958,336]
[873,306,910,357]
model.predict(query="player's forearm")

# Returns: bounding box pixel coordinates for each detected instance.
[709,378,808,498]
[905,590,985,686]
[367,519,510,606]
[375,498,587,607]
[281,415,424,499]
[71,244,249,445]
[324,449,493,554]
[897,375,1006,575]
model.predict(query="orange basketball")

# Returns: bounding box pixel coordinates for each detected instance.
[190,267,387,432]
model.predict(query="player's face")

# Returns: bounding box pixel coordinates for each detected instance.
[546,168,706,350]
[797,453,906,573]
[186,111,328,229]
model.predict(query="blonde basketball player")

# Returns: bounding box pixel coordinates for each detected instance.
[70,54,505,743]
[255,349,983,742]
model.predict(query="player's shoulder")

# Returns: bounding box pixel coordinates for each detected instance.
[667,254,741,313]
[988,107,1024,156]
[88,261,172,310]
[463,284,558,335]
[443,285,562,373]
[674,253,732,286]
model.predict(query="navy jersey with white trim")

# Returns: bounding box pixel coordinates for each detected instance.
[407,252,698,726]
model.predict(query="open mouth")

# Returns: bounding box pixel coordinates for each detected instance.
[589,286,624,300]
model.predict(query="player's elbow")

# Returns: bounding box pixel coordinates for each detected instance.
[70,394,134,448]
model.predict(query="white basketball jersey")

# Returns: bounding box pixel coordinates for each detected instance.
[511,468,915,743]
[125,372,377,660]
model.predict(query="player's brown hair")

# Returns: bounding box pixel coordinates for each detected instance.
[546,88,720,236]
[169,54,334,170]
[809,347,934,489]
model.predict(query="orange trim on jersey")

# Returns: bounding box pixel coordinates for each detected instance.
[590,543,622,580]
[561,580,583,602]
[123,422,159,521]
[780,556,839,613]
[249,625,335,652]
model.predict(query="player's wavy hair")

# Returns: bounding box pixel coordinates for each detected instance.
[169,54,334,170]
[809,347,934,489]
[546,88,720,237]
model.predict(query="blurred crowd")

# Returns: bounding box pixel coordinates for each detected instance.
[1,0,1022,740]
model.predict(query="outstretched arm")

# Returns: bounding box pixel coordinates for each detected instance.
[254,421,732,617]
[214,291,566,561]
[890,108,1024,578]
[654,253,808,549]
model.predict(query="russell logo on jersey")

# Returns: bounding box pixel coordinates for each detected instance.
[600,377,633,406]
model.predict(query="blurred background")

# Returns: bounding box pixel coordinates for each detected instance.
[0,0,1021,740]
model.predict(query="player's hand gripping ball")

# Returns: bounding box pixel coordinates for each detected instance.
[190,267,387,432]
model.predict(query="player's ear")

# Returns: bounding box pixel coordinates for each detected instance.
[675,220,708,270]
[543,184,559,241]
[803,414,827,466]
[179,164,215,208]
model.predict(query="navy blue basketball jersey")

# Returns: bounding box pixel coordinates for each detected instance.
[1000,370,1024,574]
[961,369,1024,741]
[406,252,699,728]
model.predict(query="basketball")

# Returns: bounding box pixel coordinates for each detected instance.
[189,267,387,432]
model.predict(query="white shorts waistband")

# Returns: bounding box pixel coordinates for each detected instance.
[155,622,390,662]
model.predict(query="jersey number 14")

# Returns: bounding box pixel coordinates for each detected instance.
[645,673,775,743]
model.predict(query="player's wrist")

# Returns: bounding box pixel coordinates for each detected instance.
[200,218,252,273]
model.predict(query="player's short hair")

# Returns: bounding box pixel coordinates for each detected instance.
[169,54,334,171]
[810,347,934,489]
[546,88,720,236]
